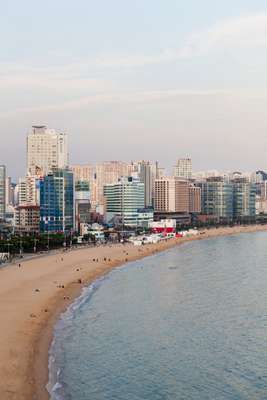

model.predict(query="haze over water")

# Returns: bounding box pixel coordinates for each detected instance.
[49,232,267,399]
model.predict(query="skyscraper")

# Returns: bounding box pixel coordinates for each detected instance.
[174,158,192,180]
[40,169,74,233]
[27,125,68,176]
[0,166,6,220]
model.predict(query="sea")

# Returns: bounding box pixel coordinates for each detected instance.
[47,231,267,400]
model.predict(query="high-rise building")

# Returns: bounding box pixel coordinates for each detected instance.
[189,185,201,213]
[27,125,68,176]
[96,161,129,206]
[40,169,74,233]
[104,177,148,227]
[200,177,234,221]
[75,180,90,232]
[5,177,15,207]
[232,178,256,220]
[174,158,192,180]
[128,161,155,208]
[18,176,40,206]
[0,166,6,220]
[70,164,97,208]
[154,177,189,213]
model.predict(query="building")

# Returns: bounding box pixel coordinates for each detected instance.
[0,166,6,220]
[40,169,74,233]
[149,219,176,233]
[200,177,234,221]
[15,205,40,234]
[129,160,162,207]
[104,177,146,227]
[5,177,14,207]
[189,185,201,213]
[96,161,129,206]
[70,164,97,208]
[75,180,91,232]
[173,158,192,180]
[154,177,190,225]
[232,178,256,220]
[27,125,68,176]
[18,176,40,206]
[154,177,189,213]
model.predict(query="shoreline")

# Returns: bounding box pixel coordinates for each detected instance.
[0,225,266,400]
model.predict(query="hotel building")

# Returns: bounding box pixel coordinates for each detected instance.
[27,125,68,176]
[154,177,189,213]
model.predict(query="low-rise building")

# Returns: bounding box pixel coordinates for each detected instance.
[15,205,40,234]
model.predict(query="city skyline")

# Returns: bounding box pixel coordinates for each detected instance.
[2,1,267,177]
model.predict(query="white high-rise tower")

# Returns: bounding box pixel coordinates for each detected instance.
[27,125,69,176]
[173,158,192,180]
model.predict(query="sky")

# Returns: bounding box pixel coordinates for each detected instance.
[1,0,267,179]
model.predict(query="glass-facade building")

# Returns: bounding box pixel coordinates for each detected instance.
[200,177,234,221]
[232,178,256,220]
[75,180,90,231]
[40,169,74,233]
[104,177,146,227]
[0,165,6,220]
[198,177,256,222]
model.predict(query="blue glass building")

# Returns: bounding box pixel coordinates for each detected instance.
[40,169,74,233]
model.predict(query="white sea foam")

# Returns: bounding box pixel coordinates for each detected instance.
[46,275,108,399]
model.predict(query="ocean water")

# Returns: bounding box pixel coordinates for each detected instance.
[48,232,267,400]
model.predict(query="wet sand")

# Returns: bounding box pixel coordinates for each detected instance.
[0,225,266,400]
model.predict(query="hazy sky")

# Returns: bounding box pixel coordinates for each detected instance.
[1,0,267,179]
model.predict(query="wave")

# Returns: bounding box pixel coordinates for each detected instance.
[46,275,109,400]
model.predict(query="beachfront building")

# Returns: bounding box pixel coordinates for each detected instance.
[15,205,40,234]
[200,177,234,222]
[232,178,256,221]
[27,125,68,176]
[154,177,189,213]
[104,177,147,227]
[154,177,191,225]
[0,165,6,220]
[75,180,91,232]
[189,185,201,213]
[40,169,74,233]
[173,158,192,180]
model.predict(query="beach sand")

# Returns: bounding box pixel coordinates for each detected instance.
[0,225,266,400]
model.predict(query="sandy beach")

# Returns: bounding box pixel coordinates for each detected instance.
[0,225,266,400]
